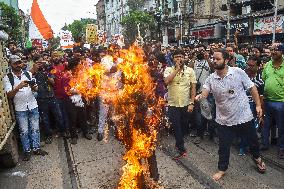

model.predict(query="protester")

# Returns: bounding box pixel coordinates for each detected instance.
[164,49,196,160]
[32,54,65,144]
[4,55,48,161]
[196,49,265,181]
[64,57,93,144]
[189,45,213,144]
[261,43,284,159]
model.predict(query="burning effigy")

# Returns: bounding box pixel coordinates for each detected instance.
[68,45,164,188]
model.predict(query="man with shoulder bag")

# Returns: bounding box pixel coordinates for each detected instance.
[3,55,48,161]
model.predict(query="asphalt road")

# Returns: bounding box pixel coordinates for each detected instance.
[0,130,283,189]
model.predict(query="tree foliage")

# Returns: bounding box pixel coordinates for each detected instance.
[64,18,95,42]
[0,2,22,42]
[121,10,155,44]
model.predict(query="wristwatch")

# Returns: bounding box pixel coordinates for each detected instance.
[189,102,194,105]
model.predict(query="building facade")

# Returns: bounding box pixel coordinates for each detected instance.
[104,0,128,40]
[190,0,284,44]
[96,0,106,31]
[97,0,284,44]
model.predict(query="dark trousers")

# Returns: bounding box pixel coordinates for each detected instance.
[192,102,208,137]
[37,98,65,136]
[57,98,70,130]
[65,99,89,138]
[217,121,260,171]
[168,106,190,152]
[262,100,284,150]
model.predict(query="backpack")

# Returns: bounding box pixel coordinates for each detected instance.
[7,71,31,89]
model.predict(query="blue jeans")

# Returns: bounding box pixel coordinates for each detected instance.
[262,100,284,150]
[38,98,65,135]
[57,98,69,130]
[15,108,40,152]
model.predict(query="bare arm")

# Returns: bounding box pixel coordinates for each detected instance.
[7,81,28,98]
[250,85,263,119]
[195,88,210,101]
[190,83,196,103]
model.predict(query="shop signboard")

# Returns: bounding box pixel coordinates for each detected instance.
[222,19,250,36]
[253,15,284,35]
[191,27,215,39]
[230,19,250,36]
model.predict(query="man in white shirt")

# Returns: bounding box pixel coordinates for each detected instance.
[196,49,265,181]
[4,55,48,161]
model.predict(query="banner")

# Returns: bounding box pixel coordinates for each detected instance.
[59,30,74,49]
[253,15,284,35]
[86,24,98,44]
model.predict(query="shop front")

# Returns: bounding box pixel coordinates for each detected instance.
[190,24,222,44]
[253,15,284,43]
[221,18,251,44]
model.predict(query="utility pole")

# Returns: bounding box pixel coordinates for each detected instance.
[272,0,278,43]
[226,0,231,44]
[176,0,182,46]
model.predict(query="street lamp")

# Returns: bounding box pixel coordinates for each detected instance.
[176,0,182,46]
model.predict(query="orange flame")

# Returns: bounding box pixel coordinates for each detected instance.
[69,45,164,188]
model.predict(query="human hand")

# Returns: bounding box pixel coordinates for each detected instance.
[256,106,263,120]
[16,81,29,90]
[187,105,194,112]
[195,94,204,101]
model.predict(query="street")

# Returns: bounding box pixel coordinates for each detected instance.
[0,129,283,189]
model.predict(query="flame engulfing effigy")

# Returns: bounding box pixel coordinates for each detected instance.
[69,45,164,188]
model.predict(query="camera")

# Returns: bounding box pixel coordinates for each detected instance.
[26,80,36,86]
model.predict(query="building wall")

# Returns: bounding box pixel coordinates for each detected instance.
[105,0,129,39]
[96,0,106,31]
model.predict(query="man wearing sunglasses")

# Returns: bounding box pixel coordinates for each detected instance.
[262,43,284,159]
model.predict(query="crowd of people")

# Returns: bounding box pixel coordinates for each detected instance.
[2,39,284,181]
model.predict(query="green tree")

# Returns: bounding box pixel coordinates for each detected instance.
[121,10,155,44]
[0,2,22,42]
[64,18,96,42]
[47,36,60,51]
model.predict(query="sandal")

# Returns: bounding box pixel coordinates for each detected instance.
[252,157,266,174]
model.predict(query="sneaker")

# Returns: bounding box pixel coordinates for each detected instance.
[84,133,93,140]
[238,148,246,156]
[279,150,284,159]
[193,136,202,144]
[97,133,103,141]
[173,150,187,160]
[70,137,78,145]
[23,151,31,161]
[33,149,48,156]
[45,136,53,144]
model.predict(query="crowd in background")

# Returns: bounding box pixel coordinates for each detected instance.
[2,39,283,179]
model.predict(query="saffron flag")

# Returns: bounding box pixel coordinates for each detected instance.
[29,0,53,40]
